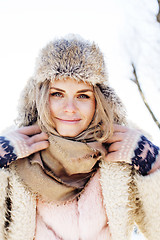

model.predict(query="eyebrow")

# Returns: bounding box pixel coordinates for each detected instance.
[50,87,65,92]
[50,87,93,93]
[77,89,93,93]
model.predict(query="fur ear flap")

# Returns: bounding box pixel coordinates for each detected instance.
[16,78,38,127]
[97,83,126,125]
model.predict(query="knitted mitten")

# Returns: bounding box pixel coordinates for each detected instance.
[0,133,29,168]
[0,136,17,167]
[0,125,48,168]
[131,135,159,175]
[107,130,160,176]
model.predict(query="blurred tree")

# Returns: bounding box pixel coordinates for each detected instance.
[131,64,160,130]
[157,0,160,22]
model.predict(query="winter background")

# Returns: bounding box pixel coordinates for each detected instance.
[0,0,160,239]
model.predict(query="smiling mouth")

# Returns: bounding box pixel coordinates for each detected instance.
[56,118,81,123]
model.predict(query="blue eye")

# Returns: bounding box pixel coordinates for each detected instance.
[78,94,90,99]
[50,92,63,97]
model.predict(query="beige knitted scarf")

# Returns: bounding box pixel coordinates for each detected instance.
[14,134,107,203]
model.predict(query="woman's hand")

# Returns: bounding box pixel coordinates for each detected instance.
[104,124,160,175]
[5,125,49,158]
[104,124,142,163]
[0,125,49,167]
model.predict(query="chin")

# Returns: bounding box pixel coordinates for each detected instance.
[57,129,81,138]
[59,132,79,137]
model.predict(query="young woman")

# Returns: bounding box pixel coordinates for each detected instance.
[0,36,160,240]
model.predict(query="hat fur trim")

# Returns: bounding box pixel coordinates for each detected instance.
[34,35,108,85]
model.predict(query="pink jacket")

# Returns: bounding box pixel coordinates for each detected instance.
[35,171,112,240]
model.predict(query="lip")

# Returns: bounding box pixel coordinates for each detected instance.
[56,118,81,123]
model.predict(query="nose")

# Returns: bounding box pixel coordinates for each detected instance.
[64,97,77,113]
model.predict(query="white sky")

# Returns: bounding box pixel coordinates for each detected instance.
[0,0,160,149]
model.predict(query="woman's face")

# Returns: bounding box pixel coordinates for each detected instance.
[49,78,95,137]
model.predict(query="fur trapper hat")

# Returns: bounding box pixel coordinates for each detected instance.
[16,35,126,127]
[34,35,107,85]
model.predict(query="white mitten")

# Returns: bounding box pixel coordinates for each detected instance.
[0,125,48,168]
[105,125,160,175]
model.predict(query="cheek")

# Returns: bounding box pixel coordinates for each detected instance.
[81,100,95,122]
[49,99,60,117]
